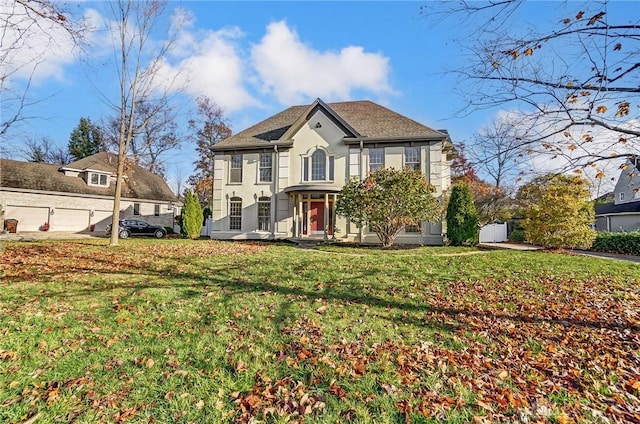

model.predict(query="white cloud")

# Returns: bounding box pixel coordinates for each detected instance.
[251,21,394,105]
[0,1,82,84]
[154,9,257,112]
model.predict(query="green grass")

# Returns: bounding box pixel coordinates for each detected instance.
[1,239,639,423]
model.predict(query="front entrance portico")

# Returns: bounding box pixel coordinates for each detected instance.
[285,185,341,240]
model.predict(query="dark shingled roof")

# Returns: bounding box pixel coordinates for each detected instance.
[212,99,447,151]
[595,201,640,215]
[1,152,178,203]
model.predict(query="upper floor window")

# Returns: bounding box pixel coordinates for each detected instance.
[229,197,242,230]
[259,154,272,183]
[404,147,420,171]
[303,149,334,182]
[257,197,271,232]
[230,154,242,183]
[89,172,109,187]
[369,148,384,172]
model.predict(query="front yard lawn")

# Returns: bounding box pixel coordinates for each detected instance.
[1,240,639,423]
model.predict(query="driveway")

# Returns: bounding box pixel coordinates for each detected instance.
[479,242,640,264]
[0,231,101,242]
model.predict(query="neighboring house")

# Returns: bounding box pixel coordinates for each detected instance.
[0,152,180,233]
[595,156,640,232]
[209,98,453,245]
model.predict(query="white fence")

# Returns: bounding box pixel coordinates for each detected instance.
[479,223,508,243]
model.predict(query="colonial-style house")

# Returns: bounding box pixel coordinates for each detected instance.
[595,156,640,232]
[0,152,180,233]
[209,99,453,245]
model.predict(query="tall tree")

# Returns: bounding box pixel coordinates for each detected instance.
[335,168,441,247]
[1,0,84,138]
[105,0,181,247]
[68,117,105,161]
[424,0,640,172]
[187,96,231,206]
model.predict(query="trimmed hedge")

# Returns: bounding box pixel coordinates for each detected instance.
[591,231,640,255]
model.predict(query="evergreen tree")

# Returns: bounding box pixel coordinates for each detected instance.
[182,191,203,240]
[446,183,479,246]
[68,117,105,161]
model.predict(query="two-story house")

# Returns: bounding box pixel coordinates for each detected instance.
[209,99,453,245]
[595,156,640,232]
[0,152,180,233]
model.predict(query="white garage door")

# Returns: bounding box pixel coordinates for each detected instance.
[5,205,50,231]
[92,210,113,232]
[54,208,91,232]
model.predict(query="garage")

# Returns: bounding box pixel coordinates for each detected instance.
[54,208,91,232]
[92,210,113,233]
[5,205,50,231]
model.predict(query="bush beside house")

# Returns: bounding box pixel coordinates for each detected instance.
[591,232,640,255]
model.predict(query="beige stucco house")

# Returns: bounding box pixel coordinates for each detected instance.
[0,152,180,233]
[210,99,453,244]
[595,156,640,232]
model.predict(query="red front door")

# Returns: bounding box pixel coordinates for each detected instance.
[307,202,332,235]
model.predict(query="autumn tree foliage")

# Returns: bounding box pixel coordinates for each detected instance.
[425,0,640,173]
[451,144,513,225]
[68,117,105,161]
[446,183,479,246]
[182,191,203,240]
[335,168,440,247]
[517,174,597,249]
[188,96,232,206]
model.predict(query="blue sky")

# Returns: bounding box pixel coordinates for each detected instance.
[4,1,639,191]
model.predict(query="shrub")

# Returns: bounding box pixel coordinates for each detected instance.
[182,191,204,239]
[509,228,525,242]
[516,174,596,249]
[446,183,479,246]
[592,232,640,255]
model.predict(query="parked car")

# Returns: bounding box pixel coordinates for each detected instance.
[105,219,167,239]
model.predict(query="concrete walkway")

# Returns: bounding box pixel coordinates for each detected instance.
[479,242,640,263]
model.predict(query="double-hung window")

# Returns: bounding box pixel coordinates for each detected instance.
[369,148,384,172]
[404,147,420,171]
[303,149,334,182]
[259,154,272,183]
[230,154,242,183]
[257,197,271,231]
[229,197,242,230]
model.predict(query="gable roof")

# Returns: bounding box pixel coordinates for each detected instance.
[1,152,178,203]
[212,99,448,152]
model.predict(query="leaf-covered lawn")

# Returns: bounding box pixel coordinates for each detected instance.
[0,239,638,423]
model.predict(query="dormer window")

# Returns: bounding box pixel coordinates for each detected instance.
[89,172,109,187]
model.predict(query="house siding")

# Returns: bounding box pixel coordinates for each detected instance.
[210,100,451,245]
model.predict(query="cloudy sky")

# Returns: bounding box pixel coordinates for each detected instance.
[2,1,638,192]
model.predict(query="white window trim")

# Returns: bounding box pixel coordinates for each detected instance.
[301,148,335,183]
[229,154,243,184]
[87,172,110,187]
[404,147,421,172]
[369,148,384,173]
[258,153,273,184]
